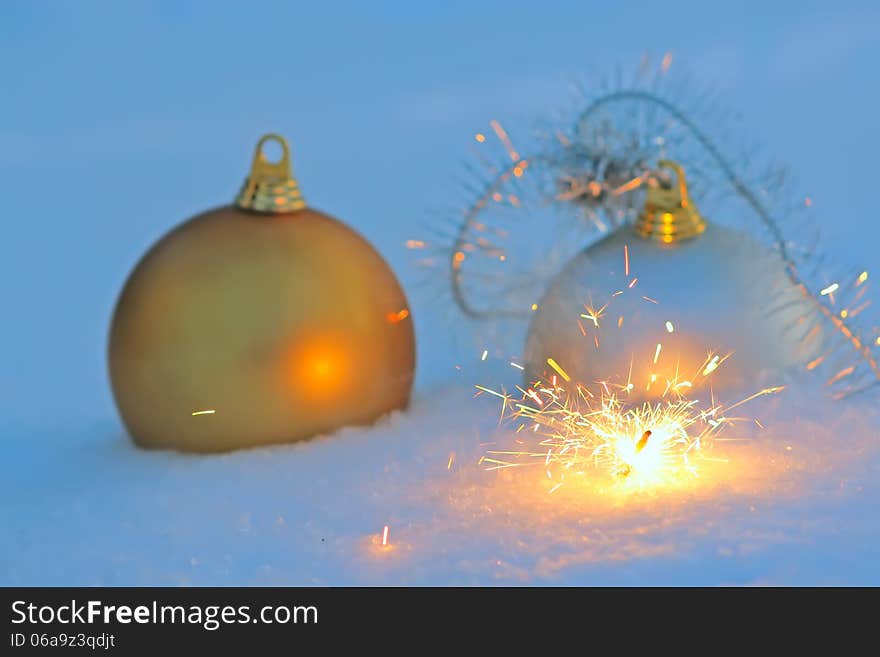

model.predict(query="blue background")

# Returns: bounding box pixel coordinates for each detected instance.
[1,0,877,433]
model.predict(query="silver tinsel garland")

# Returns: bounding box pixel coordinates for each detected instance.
[420,56,878,398]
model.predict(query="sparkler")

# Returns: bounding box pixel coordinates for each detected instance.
[478,355,783,492]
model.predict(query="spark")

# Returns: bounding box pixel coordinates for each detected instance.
[624,245,630,277]
[510,361,525,371]
[474,384,505,399]
[702,355,720,376]
[526,389,544,406]
[846,300,871,319]
[386,308,410,323]
[546,357,571,382]
[191,409,215,416]
[827,365,855,385]
[489,119,520,162]
[665,321,675,333]
[653,343,662,364]
[381,525,390,547]
[481,356,782,490]
[405,239,425,249]
[820,283,839,296]
[721,386,785,413]
[857,271,868,285]
[642,295,659,304]
[481,349,489,361]
[613,177,645,195]
[447,452,456,470]
[580,302,608,327]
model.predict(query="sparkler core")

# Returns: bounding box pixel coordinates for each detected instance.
[635,430,652,454]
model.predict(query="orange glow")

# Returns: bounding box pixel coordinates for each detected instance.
[386,308,410,323]
[289,337,351,400]
[308,353,338,384]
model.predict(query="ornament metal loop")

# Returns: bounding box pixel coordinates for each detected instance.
[634,159,706,243]
[235,133,307,214]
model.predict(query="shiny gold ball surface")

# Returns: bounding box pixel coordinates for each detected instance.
[109,205,415,452]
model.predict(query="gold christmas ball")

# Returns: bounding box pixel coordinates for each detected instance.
[109,135,415,452]
[524,161,822,397]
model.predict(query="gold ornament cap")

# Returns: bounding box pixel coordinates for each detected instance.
[235,133,306,213]
[634,159,706,243]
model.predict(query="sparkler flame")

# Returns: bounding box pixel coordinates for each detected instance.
[479,356,783,492]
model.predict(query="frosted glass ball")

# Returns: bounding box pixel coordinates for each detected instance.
[524,224,821,397]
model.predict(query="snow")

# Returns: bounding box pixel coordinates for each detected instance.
[3,373,878,586]
[3,3,880,587]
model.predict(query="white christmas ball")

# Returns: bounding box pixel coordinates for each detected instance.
[524,223,822,397]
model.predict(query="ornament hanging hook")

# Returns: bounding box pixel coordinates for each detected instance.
[634,159,706,243]
[235,133,307,213]
[253,133,293,180]
[657,159,691,208]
